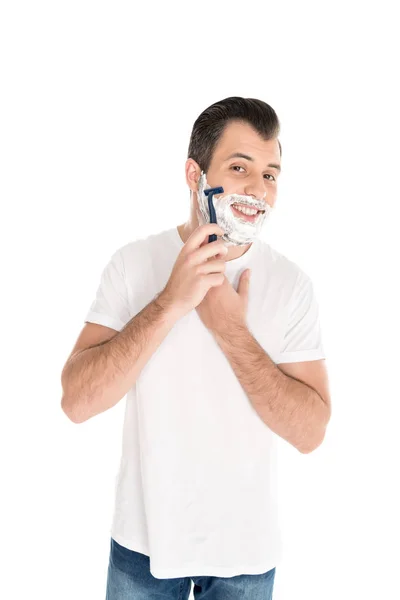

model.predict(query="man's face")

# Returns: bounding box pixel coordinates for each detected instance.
[206,120,281,207]
[196,120,281,245]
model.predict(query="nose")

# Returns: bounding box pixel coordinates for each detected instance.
[244,176,266,202]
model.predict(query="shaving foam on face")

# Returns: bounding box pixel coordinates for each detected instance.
[196,171,273,246]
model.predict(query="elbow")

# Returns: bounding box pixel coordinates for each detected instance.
[298,426,327,454]
[61,395,85,424]
[61,371,88,424]
[299,402,331,454]
[298,442,320,454]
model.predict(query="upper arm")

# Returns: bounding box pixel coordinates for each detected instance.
[61,322,119,419]
[64,247,131,368]
[276,270,325,364]
[277,359,332,421]
[61,247,131,414]
[83,248,132,332]
[274,269,330,420]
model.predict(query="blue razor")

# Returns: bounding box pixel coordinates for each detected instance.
[204,186,224,242]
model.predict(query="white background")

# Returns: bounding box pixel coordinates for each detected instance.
[1,1,399,599]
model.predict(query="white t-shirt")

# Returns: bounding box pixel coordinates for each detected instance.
[84,226,326,579]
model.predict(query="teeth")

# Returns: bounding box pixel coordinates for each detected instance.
[232,203,258,216]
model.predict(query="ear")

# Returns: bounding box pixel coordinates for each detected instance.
[185,158,202,195]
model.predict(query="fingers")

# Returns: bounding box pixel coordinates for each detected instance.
[197,259,226,275]
[191,240,228,265]
[184,224,224,255]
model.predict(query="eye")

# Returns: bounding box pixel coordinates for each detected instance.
[231,165,276,182]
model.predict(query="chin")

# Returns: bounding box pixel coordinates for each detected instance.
[222,235,253,247]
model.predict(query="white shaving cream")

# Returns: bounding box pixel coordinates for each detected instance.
[195,171,273,246]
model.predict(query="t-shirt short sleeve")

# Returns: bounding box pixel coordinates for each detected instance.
[84,249,131,332]
[276,271,326,364]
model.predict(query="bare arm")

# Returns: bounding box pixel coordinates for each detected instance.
[214,325,331,454]
[61,223,227,424]
[61,296,179,424]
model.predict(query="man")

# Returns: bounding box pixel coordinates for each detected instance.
[61,96,331,599]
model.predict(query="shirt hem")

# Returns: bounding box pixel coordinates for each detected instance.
[150,557,282,579]
[110,530,150,557]
[84,311,125,332]
[275,349,326,364]
[110,529,282,580]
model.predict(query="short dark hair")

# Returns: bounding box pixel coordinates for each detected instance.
[187,96,281,173]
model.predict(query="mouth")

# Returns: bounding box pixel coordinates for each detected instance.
[230,203,265,223]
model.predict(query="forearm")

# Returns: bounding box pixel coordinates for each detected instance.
[214,325,330,453]
[62,295,179,423]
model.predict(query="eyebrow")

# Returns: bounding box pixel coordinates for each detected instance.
[224,152,281,173]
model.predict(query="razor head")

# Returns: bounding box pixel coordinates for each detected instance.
[204,186,224,196]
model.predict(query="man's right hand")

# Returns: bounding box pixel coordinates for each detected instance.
[157,224,228,319]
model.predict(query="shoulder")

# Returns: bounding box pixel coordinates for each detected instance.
[116,228,172,258]
[112,228,176,277]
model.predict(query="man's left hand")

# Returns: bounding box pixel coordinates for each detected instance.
[195,269,251,335]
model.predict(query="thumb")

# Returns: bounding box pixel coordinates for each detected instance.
[237,269,251,299]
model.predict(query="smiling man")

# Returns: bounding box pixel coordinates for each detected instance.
[61,97,331,599]
[179,118,282,257]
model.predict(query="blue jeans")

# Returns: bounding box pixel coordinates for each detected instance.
[106,537,276,599]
